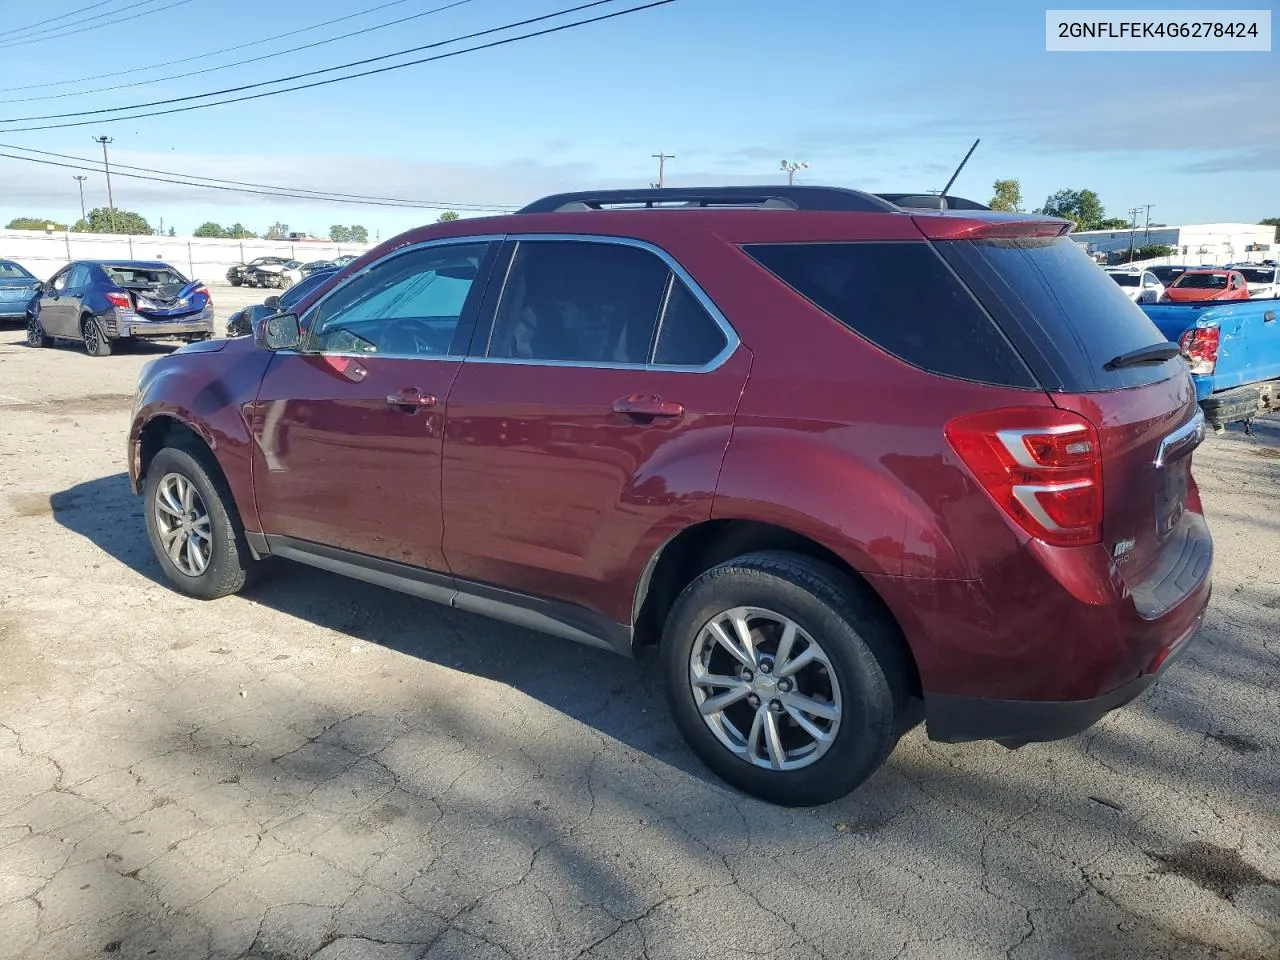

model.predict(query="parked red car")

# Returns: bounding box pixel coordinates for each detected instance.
[1164,269,1251,302]
[128,187,1211,805]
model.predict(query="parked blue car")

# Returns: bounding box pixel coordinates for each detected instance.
[27,260,214,357]
[1142,299,1280,430]
[0,259,40,322]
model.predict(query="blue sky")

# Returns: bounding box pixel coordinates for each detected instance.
[0,0,1276,237]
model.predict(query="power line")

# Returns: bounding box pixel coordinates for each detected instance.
[0,141,516,209]
[0,148,516,210]
[0,0,196,50]
[1,0,626,123]
[0,0,415,93]
[0,0,122,40]
[0,0,479,104]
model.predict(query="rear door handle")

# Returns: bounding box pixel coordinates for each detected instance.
[386,388,438,412]
[612,394,684,420]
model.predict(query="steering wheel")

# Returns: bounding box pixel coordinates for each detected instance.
[380,317,450,356]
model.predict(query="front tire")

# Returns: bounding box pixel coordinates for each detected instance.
[81,315,111,357]
[143,446,257,599]
[661,552,909,806]
[26,313,52,348]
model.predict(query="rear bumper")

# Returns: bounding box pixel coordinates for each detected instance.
[923,604,1205,747]
[116,314,214,339]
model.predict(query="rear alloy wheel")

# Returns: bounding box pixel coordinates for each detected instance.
[26,313,52,347]
[662,552,909,806]
[81,315,111,357]
[279,275,294,290]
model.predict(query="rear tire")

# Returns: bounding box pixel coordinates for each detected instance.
[229,277,242,287]
[660,551,909,806]
[81,315,111,357]
[143,446,259,599]
[26,313,52,348]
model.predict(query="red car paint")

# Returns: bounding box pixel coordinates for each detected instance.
[1164,269,1251,302]
[129,198,1211,745]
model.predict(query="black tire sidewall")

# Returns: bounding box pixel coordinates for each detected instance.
[143,446,249,599]
[81,315,110,357]
[661,556,902,806]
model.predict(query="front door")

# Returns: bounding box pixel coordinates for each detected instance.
[441,237,749,626]
[37,265,80,337]
[251,240,499,572]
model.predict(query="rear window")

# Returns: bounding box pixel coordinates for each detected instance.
[743,242,1036,387]
[102,265,187,287]
[1172,272,1228,290]
[1109,272,1140,287]
[936,236,1180,392]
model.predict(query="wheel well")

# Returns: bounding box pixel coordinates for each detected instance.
[138,417,212,485]
[633,519,921,695]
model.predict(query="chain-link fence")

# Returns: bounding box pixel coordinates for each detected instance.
[0,230,374,285]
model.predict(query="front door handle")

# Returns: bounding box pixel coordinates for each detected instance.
[612,394,684,420]
[386,388,438,412]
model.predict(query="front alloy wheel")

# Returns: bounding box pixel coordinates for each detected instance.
[152,472,213,576]
[690,607,841,770]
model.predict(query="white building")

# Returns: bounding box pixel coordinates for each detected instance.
[1068,223,1275,266]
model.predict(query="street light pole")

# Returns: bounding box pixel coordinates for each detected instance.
[93,136,116,233]
[780,160,809,185]
[72,175,87,223]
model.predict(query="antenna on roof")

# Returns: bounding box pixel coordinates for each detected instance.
[938,138,980,205]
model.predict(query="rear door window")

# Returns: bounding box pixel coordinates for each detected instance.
[743,241,1036,387]
[936,236,1180,392]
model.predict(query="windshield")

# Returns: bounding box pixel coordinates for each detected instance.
[251,258,286,266]
[1109,273,1140,287]
[1172,272,1228,289]
[0,260,35,280]
[1237,267,1277,284]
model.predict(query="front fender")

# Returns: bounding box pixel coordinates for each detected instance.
[128,341,272,532]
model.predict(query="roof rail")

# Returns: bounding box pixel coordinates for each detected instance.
[517,186,899,214]
[876,193,991,211]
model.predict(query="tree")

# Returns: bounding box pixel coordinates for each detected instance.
[988,179,1021,213]
[5,216,67,230]
[226,223,256,239]
[1261,217,1280,242]
[167,226,176,237]
[329,224,351,242]
[193,222,227,238]
[435,211,460,223]
[265,221,289,240]
[1114,243,1174,264]
[1095,217,1132,231]
[85,206,152,234]
[70,219,91,233]
[1037,188,1106,231]
[348,224,368,243]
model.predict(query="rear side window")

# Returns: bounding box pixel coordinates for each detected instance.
[653,280,728,366]
[937,236,1180,392]
[743,242,1036,387]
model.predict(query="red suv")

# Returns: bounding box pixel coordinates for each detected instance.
[129,187,1212,806]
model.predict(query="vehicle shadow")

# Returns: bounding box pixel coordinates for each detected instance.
[49,472,705,782]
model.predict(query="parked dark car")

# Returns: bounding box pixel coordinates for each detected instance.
[226,256,289,287]
[1148,265,1188,288]
[225,266,339,337]
[128,186,1211,806]
[28,260,213,356]
[0,259,40,322]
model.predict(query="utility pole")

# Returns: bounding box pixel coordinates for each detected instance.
[72,175,87,223]
[650,152,674,188]
[780,160,809,185]
[1143,204,1153,245]
[93,136,116,233]
[1127,206,1140,262]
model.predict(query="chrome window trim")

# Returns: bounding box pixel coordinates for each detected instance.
[296,234,506,359]
[471,233,740,374]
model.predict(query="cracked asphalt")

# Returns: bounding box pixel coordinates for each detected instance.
[0,292,1277,960]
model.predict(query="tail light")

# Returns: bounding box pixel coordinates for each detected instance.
[105,291,131,310]
[945,408,1103,547]
[1178,326,1219,375]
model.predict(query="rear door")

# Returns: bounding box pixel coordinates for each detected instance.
[440,236,748,624]
[937,234,1204,592]
[251,239,500,572]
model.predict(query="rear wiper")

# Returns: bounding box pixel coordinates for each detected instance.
[1104,342,1181,371]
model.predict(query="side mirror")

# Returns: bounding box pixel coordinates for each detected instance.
[263,295,281,310]
[255,313,301,351]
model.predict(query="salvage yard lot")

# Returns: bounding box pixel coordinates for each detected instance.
[0,318,1276,960]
